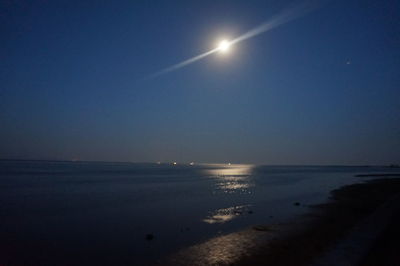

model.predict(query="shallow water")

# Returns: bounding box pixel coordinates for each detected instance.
[0,160,397,265]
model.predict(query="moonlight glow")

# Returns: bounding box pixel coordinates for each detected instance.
[145,1,321,79]
[217,40,231,53]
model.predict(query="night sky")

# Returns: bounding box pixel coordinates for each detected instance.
[1,0,399,165]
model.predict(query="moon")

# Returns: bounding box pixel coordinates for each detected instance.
[217,40,231,53]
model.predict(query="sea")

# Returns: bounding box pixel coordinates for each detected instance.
[0,160,398,265]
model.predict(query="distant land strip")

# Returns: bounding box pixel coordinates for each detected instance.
[355,174,400,177]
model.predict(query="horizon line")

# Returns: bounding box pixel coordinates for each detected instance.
[0,158,397,167]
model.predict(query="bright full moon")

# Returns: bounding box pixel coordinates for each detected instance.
[217,40,231,53]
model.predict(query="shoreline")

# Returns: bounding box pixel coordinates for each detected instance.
[163,177,400,265]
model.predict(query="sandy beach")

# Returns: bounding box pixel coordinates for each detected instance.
[164,176,400,266]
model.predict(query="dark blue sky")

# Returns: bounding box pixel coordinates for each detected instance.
[1,0,399,164]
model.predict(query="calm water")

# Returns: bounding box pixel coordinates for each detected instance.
[0,160,397,265]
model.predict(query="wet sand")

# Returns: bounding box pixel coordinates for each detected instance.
[164,177,400,265]
[360,209,400,266]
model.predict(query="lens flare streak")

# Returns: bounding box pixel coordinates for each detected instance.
[145,48,218,79]
[144,0,321,79]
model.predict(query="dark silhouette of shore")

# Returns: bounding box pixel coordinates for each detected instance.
[235,178,400,266]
